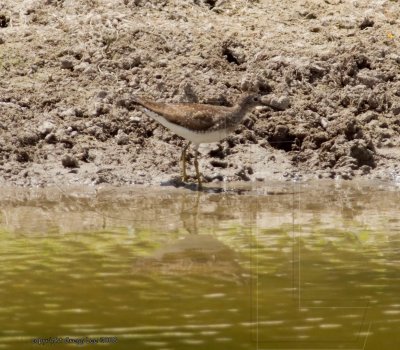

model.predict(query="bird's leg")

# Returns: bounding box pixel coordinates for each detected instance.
[180,142,191,182]
[194,145,202,190]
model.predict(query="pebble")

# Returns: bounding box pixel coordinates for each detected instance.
[59,108,77,118]
[74,61,90,72]
[97,90,108,99]
[130,116,141,123]
[38,121,55,135]
[158,59,168,67]
[44,133,57,144]
[60,58,74,70]
[210,160,228,168]
[320,117,328,129]
[116,131,130,145]
[210,174,223,182]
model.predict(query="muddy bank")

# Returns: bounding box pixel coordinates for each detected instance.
[0,0,399,187]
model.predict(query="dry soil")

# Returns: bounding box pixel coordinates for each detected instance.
[1,0,400,187]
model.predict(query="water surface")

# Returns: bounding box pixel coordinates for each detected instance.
[0,181,399,349]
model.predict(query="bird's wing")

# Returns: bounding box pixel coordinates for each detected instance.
[133,97,232,131]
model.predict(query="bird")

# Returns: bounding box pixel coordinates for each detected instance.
[132,93,264,188]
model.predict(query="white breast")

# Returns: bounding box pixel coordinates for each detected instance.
[143,108,230,145]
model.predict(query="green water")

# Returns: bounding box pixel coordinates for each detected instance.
[0,182,399,349]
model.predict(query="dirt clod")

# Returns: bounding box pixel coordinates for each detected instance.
[61,155,79,169]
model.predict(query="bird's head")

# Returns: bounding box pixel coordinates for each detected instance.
[239,93,264,109]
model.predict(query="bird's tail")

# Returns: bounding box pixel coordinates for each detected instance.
[116,95,143,110]
[130,96,141,105]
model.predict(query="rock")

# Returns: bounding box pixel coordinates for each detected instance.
[116,130,130,145]
[209,173,223,182]
[0,14,10,28]
[93,175,107,185]
[16,151,30,163]
[119,55,141,69]
[335,155,358,169]
[61,155,79,168]
[88,103,109,117]
[58,108,77,118]
[360,111,378,123]
[338,172,353,180]
[97,90,108,99]
[359,165,371,175]
[261,94,290,110]
[223,46,246,64]
[318,171,334,179]
[74,61,90,72]
[60,58,74,70]
[83,65,96,74]
[210,160,228,168]
[359,17,374,30]
[18,132,39,146]
[158,59,168,67]
[392,105,400,116]
[310,26,321,33]
[235,167,250,181]
[349,140,375,167]
[129,116,141,123]
[357,71,383,88]
[320,117,328,129]
[44,133,57,144]
[38,121,55,136]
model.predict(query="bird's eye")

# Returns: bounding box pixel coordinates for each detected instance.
[253,96,259,102]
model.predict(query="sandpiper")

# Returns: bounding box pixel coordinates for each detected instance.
[132,93,263,188]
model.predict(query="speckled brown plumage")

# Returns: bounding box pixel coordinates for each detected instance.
[132,93,263,133]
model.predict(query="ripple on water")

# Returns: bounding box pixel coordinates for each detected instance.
[0,182,400,349]
[203,293,226,298]
[383,310,400,315]
[319,324,342,329]
[180,339,204,345]
[142,341,169,347]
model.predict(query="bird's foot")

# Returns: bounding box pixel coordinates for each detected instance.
[195,171,206,190]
